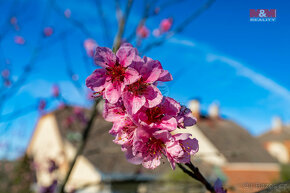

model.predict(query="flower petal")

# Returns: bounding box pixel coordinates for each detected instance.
[161,97,180,116]
[124,67,141,85]
[141,58,162,83]
[144,85,163,108]
[116,46,137,67]
[94,47,116,67]
[125,147,143,165]
[104,82,121,104]
[85,68,107,92]
[123,90,146,115]
[153,130,172,142]
[157,116,177,131]
[103,100,126,122]
[158,70,173,82]
[142,157,161,169]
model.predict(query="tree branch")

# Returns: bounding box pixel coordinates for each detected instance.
[177,161,216,193]
[57,97,101,193]
[113,0,134,52]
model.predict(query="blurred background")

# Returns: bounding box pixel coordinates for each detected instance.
[0,0,289,193]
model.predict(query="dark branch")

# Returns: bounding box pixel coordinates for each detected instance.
[177,162,216,193]
[57,97,101,193]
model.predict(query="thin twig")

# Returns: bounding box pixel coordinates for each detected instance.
[0,0,52,110]
[62,36,84,96]
[177,162,216,193]
[57,97,101,193]
[141,0,215,54]
[95,0,111,45]
[126,0,153,42]
[185,162,216,193]
[113,0,134,52]
[51,0,94,38]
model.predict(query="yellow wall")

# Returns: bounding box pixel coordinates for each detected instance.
[27,114,102,192]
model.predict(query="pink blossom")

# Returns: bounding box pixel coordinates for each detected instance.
[38,100,46,112]
[166,133,199,169]
[52,84,60,97]
[86,45,140,104]
[133,97,180,131]
[43,27,53,37]
[1,69,10,78]
[4,80,11,87]
[58,102,65,109]
[153,29,161,37]
[122,56,172,114]
[64,116,74,127]
[84,38,98,57]
[137,25,149,38]
[10,17,17,25]
[176,105,196,128]
[10,17,19,31]
[160,18,173,32]
[103,100,132,136]
[131,129,170,169]
[64,9,71,18]
[154,7,160,15]
[73,107,87,124]
[14,36,25,45]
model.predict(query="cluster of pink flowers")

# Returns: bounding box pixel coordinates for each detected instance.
[86,44,198,169]
[137,25,150,38]
[10,16,20,31]
[153,18,173,37]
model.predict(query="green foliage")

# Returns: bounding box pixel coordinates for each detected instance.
[161,168,199,183]
[281,164,290,181]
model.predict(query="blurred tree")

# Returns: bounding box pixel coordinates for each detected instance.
[0,155,35,193]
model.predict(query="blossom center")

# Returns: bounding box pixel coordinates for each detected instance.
[106,63,126,82]
[128,79,147,95]
[146,137,165,157]
[146,107,165,123]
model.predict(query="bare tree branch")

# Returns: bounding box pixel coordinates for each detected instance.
[141,0,215,54]
[95,0,112,45]
[57,97,101,193]
[113,0,134,52]
[62,36,84,96]
[177,162,216,193]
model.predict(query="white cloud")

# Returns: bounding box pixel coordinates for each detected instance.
[169,37,290,101]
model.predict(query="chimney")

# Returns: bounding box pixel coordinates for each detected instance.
[188,99,200,119]
[272,116,282,133]
[209,103,219,118]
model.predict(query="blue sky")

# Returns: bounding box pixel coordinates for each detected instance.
[0,0,289,159]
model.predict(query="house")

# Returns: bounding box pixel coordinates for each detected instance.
[26,104,201,193]
[178,100,280,193]
[0,156,35,193]
[258,117,290,163]
[26,100,280,193]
